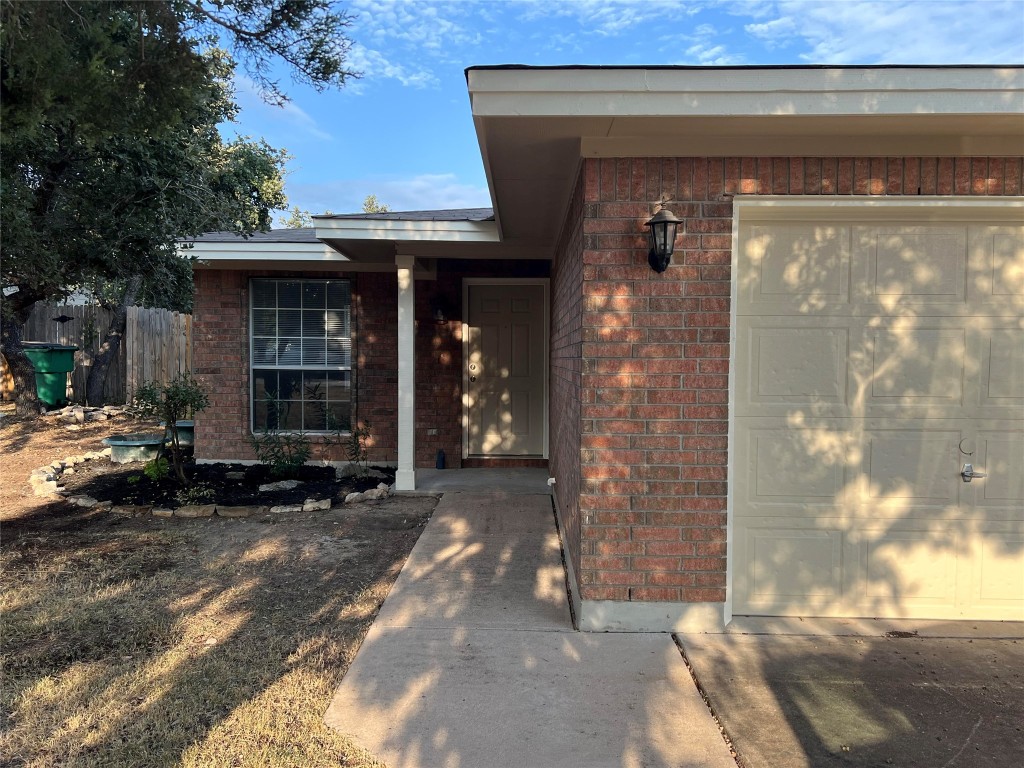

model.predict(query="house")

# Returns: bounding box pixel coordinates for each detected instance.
[188,65,1024,631]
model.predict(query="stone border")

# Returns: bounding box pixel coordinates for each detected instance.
[29,456,395,520]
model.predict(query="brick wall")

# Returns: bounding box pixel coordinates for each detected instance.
[415,266,463,468]
[550,171,585,583]
[193,269,249,460]
[573,155,1023,605]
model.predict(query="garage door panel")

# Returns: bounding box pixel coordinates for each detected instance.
[745,427,848,503]
[971,531,1024,615]
[862,529,958,608]
[974,432,1024,505]
[980,330,1024,407]
[866,329,966,407]
[853,225,968,306]
[862,430,961,507]
[740,223,850,311]
[737,524,844,612]
[968,225,1024,308]
[747,327,848,405]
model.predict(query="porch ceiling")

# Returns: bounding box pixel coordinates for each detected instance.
[467,65,1024,247]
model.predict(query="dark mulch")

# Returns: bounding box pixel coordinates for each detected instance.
[59,455,393,507]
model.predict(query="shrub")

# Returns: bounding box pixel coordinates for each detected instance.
[248,430,311,478]
[132,373,209,485]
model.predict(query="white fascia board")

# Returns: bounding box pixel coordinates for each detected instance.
[314,218,500,243]
[178,241,347,262]
[468,67,1024,119]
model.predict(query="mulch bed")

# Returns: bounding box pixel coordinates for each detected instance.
[59,455,394,508]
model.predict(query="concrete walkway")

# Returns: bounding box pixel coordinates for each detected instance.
[325,488,736,768]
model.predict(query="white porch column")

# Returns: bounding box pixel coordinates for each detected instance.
[395,254,416,491]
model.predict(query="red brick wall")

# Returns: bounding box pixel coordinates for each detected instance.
[574,155,1023,604]
[351,272,398,462]
[415,266,463,468]
[550,170,585,582]
[193,269,249,459]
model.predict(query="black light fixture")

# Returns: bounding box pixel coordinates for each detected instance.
[645,207,682,273]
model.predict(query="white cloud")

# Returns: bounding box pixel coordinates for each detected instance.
[287,173,492,215]
[233,75,333,140]
[347,44,439,89]
[744,15,798,45]
[728,0,1024,64]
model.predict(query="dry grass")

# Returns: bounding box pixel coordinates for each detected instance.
[1,486,435,767]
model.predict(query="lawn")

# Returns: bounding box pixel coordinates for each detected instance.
[1,404,435,767]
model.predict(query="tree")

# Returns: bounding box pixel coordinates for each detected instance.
[362,194,391,213]
[280,206,314,228]
[1,1,358,414]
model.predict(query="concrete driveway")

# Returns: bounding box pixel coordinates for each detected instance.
[678,618,1024,768]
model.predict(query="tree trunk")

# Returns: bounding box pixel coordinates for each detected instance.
[0,287,46,416]
[86,274,142,406]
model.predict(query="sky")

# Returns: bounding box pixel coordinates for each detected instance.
[221,0,1024,223]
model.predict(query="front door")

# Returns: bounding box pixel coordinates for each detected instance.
[465,282,547,456]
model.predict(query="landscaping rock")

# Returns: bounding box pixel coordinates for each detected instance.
[225,471,245,480]
[73,407,86,424]
[258,479,301,492]
[153,508,174,518]
[335,463,362,479]
[32,481,60,497]
[175,504,216,518]
[270,504,303,514]
[344,491,363,504]
[216,505,266,518]
[86,411,109,421]
[111,505,151,517]
[69,495,99,508]
[364,488,389,501]
[302,498,331,512]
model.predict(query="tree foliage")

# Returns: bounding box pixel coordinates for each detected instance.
[362,194,391,213]
[0,1,357,412]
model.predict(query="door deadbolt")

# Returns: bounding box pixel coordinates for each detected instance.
[961,463,987,483]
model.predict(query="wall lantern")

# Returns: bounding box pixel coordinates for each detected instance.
[645,207,682,273]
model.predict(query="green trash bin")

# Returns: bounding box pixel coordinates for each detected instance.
[22,342,78,407]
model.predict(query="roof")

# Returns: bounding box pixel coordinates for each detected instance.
[316,208,494,222]
[185,228,320,244]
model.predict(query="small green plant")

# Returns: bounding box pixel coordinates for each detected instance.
[346,421,371,468]
[143,456,169,482]
[133,373,209,486]
[249,430,312,478]
[174,482,215,506]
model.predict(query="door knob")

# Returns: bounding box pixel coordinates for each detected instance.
[961,463,986,483]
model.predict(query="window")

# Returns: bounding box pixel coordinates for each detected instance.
[250,279,351,432]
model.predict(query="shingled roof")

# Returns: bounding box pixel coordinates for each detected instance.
[185,208,496,242]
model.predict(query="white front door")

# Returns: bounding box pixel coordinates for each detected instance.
[465,282,547,456]
[733,210,1024,620]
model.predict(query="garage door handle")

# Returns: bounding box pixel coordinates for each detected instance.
[961,463,987,482]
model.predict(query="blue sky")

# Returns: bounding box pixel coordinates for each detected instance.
[222,0,1024,223]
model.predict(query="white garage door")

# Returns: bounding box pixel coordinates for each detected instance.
[733,205,1024,620]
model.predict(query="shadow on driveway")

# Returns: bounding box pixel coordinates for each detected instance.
[678,628,1024,768]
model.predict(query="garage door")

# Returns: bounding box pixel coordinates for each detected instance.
[733,208,1024,620]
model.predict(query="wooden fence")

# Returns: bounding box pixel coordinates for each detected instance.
[4,303,192,404]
